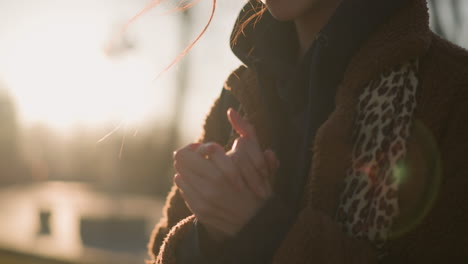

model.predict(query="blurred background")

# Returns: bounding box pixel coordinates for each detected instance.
[0,0,466,263]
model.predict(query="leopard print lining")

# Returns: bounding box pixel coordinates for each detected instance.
[337,60,419,256]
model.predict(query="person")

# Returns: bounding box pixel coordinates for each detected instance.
[147,0,468,263]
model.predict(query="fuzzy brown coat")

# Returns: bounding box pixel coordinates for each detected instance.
[148,0,468,263]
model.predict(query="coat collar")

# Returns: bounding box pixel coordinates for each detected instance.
[225,0,433,215]
[226,0,432,139]
[227,0,432,114]
[338,0,432,106]
[305,0,432,215]
[229,0,430,74]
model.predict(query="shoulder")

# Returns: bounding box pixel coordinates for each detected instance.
[223,65,257,94]
[223,65,260,114]
[416,33,468,166]
[418,33,468,118]
[421,33,468,89]
[198,67,251,145]
[200,64,259,146]
[428,33,468,68]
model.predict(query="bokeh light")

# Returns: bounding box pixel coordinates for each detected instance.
[389,120,443,240]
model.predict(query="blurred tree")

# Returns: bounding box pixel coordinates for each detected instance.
[21,124,61,182]
[0,89,18,159]
[101,4,195,197]
[0,84,28,185]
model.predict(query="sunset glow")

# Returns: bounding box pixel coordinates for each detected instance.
[0,0,246,135]
[2,19,167,130]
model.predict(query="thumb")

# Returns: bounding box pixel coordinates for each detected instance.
[227,108,257,139]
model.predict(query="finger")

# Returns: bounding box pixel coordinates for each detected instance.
[264,149,280,175]
[231,138,269,196]
[231,150,267,199]
[175,171,233,224]
[233,137,269,179]
[174,173,205,213]
[195,142,217,159]
[226,109,269,198]
[227,109,269,180]
[176,145,247,223]
[201,143,244,191]
[176,164,242,222]
[173,146,221,181]
[227,108,257,139]
[176,163,219,203]
[172,143,202,173]
[174,174,234,233]
[173,143,201,159]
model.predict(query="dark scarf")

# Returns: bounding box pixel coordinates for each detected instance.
[231,0,407,215]
[225,1,407,263]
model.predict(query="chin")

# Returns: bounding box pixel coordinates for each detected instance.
[265,2,301,21]
[264,0,323,21]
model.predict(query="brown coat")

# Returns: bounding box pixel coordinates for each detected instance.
[148,0,468,263]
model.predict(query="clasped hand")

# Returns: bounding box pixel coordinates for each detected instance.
[173,108,279,241]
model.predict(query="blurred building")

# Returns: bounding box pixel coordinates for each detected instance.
[0,181,163,263]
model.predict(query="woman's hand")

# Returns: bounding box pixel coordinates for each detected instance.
[172,109,279,241]
[226,108,276,199]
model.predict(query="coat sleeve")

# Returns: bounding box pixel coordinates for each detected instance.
[271,81,468,264]
[147,185,192,263]
[271,207,378,264]
[147,88,239,264]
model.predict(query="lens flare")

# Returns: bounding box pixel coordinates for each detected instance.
[389,120,442,239]
[392,161,407,185]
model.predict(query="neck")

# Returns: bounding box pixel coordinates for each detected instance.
[294,1,341,58]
